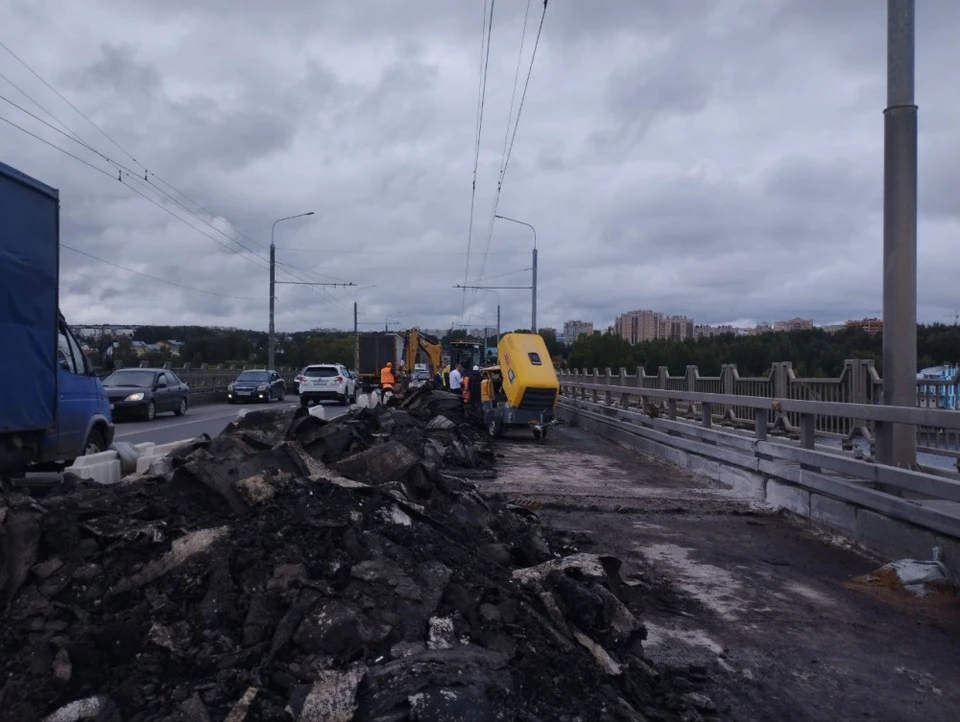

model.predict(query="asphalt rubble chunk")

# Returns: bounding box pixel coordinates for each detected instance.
[1,385,717,721]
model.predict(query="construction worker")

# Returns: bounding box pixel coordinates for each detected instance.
[449,363,464,396]
[380,361,395,391]
[468,365,483,407]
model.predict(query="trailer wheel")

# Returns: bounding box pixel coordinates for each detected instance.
[487,417,502,439]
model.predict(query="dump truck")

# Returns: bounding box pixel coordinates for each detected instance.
[480,332,559,442]
[0,161,114,476]
[356,332,404,391]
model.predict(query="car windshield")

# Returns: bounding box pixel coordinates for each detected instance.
[103,370,156,387]
[305,367,338,378]
[236,371,268,382]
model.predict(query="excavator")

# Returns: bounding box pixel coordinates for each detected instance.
[403,328,442,381]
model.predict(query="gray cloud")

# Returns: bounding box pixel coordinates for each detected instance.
[1,0,958,336]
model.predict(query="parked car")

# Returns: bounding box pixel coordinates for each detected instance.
[298,364,356,406]
[227,369,285,403]
[103,368,190,421]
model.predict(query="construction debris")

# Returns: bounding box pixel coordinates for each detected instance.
[0,386,715,721]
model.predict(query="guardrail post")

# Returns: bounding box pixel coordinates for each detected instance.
[701,402,713,428]
[182,362,191,372]
[604,368,613,406]
[755,408,768,440]
[619,368,630,408]
[800,413,816,449]
[686,365,697,393]
[667,399,678,421]
[591,369,600,403]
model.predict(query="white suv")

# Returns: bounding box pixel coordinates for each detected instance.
[298,364,356,406]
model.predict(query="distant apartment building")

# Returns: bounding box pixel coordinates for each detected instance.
[695,324,736,339]
[773,317,814,332]
[563,320,594,346]
[846,317,883,335]
[614,310,662,345]
[659,315,695,342]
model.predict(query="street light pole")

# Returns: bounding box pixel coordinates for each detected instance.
[352,285,376,372]
[495,214,537,332]
[877,0,917,468]
[268,211,314,369]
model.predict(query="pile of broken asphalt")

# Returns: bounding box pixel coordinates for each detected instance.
[0,386,718,721]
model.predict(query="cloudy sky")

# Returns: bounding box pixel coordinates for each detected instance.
[2,1,958,334]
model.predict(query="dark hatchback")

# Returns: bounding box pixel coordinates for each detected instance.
[227,369,286,404]
[103,368,190,421]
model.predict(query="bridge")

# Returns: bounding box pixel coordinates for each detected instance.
[556,360,960,582]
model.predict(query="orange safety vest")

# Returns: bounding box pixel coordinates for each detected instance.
[462,376,470,402]
[380,365,394,388]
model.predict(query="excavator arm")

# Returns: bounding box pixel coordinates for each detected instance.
[404,328,443,376]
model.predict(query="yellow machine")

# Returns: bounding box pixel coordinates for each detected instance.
[404,328,442,377]
[482,333,559,442]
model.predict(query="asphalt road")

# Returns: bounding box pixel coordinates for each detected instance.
[111,399,350,446]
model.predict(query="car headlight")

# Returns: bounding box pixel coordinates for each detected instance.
[125,392,144,402]
[257,384,267,391]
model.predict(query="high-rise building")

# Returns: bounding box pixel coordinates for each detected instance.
[614,310,662,344]
[563,320,594,346]
[659,315,695,342]
[773,317,814,332]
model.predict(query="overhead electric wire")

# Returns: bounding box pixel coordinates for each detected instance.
[0,92,278,270]
[61,244,261,301]
[3,38,355,327]
[471,0,548,305]
[1,40,277,266]
[461,0,496,315]
[0,38,144,170]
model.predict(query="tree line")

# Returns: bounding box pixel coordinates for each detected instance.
[565,324,960,378]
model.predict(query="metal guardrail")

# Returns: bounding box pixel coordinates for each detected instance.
[560,360,960,459]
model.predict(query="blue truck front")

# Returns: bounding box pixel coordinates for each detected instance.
[0,161,114,476]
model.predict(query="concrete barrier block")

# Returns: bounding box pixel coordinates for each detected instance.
[69,450,119,468]
[934,535,960,583]
[855,509,938,561]
[719,465,765,498]
[810,494,857,535]
[135,438,196,474]
[68,459,121,485]
[766,479,810,517]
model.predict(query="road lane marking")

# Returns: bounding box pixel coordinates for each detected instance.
[113,403,338,439]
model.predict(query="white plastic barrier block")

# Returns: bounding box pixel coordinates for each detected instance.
[68,450,119,468]
[65,457,122,485]
[134,438,195,474]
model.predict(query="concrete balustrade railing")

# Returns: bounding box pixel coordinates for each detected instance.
[555,376,960,580]
[558,359,960,459]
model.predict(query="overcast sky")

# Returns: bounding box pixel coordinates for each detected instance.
[2,1,958,334]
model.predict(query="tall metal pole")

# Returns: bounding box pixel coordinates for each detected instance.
[268,242,276,368]
[353,301,359,372]
[268,211,314,370]
[495,215,537,332]
[877,0,917,468]
[531,247,538,333]
[497,303,501,344]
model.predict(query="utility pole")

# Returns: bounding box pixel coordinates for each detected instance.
[495,215,538,332]
[531,246,538,333]
[877,0,917,468]
[269,211,315,369]
[354,301,359,371]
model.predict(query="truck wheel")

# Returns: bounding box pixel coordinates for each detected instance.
[144,401,156,422]
[83,428,106,455]
[174,398,188,417]
[488,417,502,439]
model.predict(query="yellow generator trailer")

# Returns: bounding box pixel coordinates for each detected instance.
[481,332,559,442]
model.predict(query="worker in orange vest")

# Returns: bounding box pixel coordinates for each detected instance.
[380,361,395,391]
